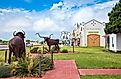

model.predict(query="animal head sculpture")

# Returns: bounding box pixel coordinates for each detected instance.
[13,30,25,39]
[35,33,53,42]
[36,33,60,52]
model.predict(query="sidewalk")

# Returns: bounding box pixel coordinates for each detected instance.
[79,69,121,75]
[43,60,80,79]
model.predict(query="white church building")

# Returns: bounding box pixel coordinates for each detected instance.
[73,19,105,47]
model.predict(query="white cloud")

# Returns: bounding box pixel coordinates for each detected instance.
[94,0,118,10]
[0,0,119,40]
[50,2,63,10]
[72,7,94,23]
[33,18,59,32]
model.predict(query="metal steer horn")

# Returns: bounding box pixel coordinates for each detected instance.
[35,33,45,38]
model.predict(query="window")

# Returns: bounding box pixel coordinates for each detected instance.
[81,27,82,31]
[112,37,114,47]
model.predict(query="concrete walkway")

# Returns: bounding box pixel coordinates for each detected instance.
[79,69,121,75]
[43,60,80,79]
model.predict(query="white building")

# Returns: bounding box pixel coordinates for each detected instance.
[108,33,121,52]
[73,19,105,47]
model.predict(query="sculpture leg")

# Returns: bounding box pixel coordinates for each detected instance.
[49,46,51,52]
[57,45,60,53]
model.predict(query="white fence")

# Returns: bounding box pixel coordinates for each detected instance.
[0,45,9,50]
[0,45,9,63]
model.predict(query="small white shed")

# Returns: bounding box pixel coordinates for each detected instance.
[109,33,121,52]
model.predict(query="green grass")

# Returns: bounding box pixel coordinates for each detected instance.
[81,75,121,79]
[54,46,121,68]
[0,47,31,62]
[1,46,121,69]
[0,46,121,79]
[0,50,5,62]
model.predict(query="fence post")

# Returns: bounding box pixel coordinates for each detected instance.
[5,50,7,63]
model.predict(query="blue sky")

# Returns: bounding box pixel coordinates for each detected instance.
[0,0,61,11]
[0,0,111,11]
[0,0,119,41]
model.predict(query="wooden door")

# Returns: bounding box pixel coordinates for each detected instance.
[87,34,100,46]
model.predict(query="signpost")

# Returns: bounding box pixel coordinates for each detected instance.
[51,48,54,67]
[72,38,75,53]
[72,41,74,53]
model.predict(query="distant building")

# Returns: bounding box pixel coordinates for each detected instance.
[60,31,71,45]
[107,33,121,52]
[72,19,105,47]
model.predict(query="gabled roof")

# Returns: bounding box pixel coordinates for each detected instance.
[82,19,105,26]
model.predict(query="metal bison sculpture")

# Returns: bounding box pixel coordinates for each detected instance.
[36,33,60,52]
[8,30,26,64]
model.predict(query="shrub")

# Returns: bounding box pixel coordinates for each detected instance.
[11,55,17,61]
[30,47,39,53]
[37,48,41,54]
[11,57,39,77]
[0,66,12,78]
[43,47,49,54]
[11,56,52,77]
[41,56,53,71]
[30,47,42,54]
[40,47,49,54]
[61,49,68,53]
[50,46,60,53]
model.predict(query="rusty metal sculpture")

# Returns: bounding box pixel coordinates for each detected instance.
[36,33,60,52]
[8,30,26,64]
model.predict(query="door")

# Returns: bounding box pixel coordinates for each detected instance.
[87,34,100,46]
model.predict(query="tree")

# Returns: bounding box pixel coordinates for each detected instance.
[26,40,30,44]
[105,0,121,34]
[0,39,2,42]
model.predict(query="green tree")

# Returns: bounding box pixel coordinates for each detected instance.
[105,0,121,34]
[0,39,2,45]
[26,40,30,44]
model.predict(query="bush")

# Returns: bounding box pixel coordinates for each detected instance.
[0,66,12,78]
[41,56,53,71]
[50,46,60,53]
[30,47,42,54]
[30,47,39,53]
[43,47,49,54]
[11,56,52,77]
[37,48,41,54]
[61,49,68,53]
[11,55,17,61]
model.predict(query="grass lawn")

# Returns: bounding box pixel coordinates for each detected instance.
[81,75,121,79]
[1,46,121,69]
[54,46,121,69]
[0,50,5,62]
[0,47,31,62]
[0,46,121,79]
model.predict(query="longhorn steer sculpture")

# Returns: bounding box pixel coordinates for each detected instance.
[36,33,60,52]
[8,30,26,64]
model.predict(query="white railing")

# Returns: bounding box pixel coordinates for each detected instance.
[0,45,9,63]
[0,45,9,50]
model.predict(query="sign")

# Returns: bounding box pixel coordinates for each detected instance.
[86,28,100,30]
